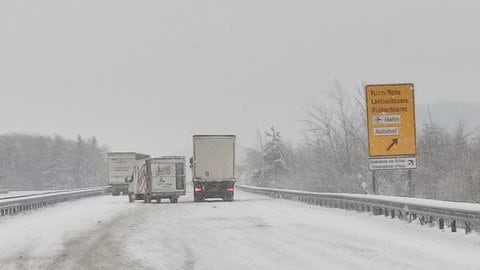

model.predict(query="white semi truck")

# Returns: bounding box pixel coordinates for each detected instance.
[192,135,235,202]
[144,156,186,203]
[108,152,150,196]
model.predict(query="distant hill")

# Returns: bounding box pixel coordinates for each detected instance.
[416,102,480,130]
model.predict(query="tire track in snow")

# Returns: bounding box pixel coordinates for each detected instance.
[47,208,146,270]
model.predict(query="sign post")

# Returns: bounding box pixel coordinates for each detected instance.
[365,83,417,195]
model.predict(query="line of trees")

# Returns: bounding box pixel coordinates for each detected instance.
[244,82,480,203]
[0,134,107,190]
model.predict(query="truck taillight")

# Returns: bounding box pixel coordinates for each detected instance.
[194,187,202,193]
[226,187,234,192]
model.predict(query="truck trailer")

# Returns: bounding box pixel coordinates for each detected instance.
[144,156,186,203]
[192,135,235,202]
[108,152,150,196]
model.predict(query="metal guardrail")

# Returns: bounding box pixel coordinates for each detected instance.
[0,187,107,217]
[237,185,480,234]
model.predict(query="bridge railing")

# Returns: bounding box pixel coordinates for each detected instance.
[0,187,107,217]
[237,184,480,234]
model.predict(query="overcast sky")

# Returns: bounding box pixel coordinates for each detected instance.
[1,0,479,158]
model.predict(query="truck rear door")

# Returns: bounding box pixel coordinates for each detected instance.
[108,154,135,185]
[194,137,235,180]
[150,161,177,193]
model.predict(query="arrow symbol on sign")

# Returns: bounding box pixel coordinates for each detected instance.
[386,138,398,151]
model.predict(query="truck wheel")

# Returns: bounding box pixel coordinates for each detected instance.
[170,197,178,203]
[144,194,151,203]
[224,193,234,202]
[194,194,202,203]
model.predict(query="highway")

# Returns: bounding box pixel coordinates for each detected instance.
[1,189,479,270]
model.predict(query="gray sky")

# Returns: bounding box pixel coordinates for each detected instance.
[1,0,479,157]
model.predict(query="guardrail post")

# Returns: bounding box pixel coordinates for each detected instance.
[372,171,378,195]
[451,220,457,232]
[439,218,444,230]
[419,216,425,225]
[407,170,414,197]
[465,223,472,234]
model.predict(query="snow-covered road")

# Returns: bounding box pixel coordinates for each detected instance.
[1,190,479,270]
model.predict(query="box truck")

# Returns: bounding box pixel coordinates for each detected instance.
[144,156,186,203]
[108,152,150,196]
[192,135,235,202]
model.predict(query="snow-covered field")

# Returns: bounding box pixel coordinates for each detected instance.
[1,190,479,270]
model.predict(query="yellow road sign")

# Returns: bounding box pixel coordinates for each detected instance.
[366,83,416,157]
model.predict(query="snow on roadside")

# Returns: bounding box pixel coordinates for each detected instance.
[0,195,133,268]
